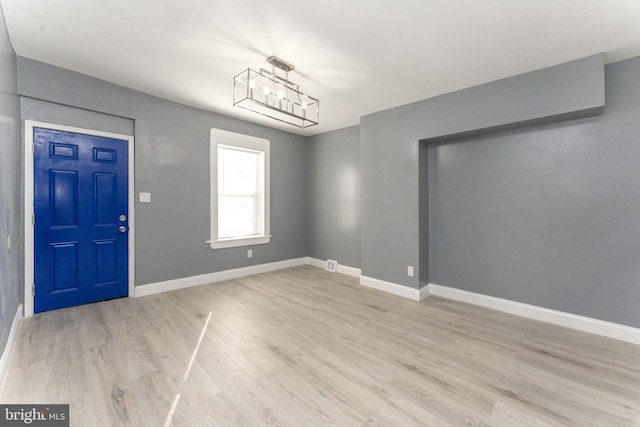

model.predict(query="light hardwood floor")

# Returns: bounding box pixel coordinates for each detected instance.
[2,265,639,426]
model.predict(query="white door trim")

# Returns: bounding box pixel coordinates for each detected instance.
[24,120,135,317]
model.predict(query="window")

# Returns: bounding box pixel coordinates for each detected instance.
[209,128,270,249]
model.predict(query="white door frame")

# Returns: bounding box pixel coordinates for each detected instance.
[24,121,135,317]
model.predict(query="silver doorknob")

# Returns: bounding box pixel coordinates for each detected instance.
[119,215,127,221]
[119,226,127,233]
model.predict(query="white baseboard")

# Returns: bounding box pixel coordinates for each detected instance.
[360,275,426,301]
[306,257,328,269]
[306,257,361,277]
[133,258,640,345]
[0,304,23,397]
[137,257,363,297]
[419,283,431,300]
[135,258,309,297]
[428,283,640,345]
[337,264,362,278]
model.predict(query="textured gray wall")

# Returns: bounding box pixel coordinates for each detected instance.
[21,97,134,136]
[308,126,361,268]
[361,54,605,289]
[429,57,640,328]
[0,6,21,358]
[13,49,639,330]
[18,58,309,286]
[418,142,429,285]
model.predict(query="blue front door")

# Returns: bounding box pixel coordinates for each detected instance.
[34,127,129,313]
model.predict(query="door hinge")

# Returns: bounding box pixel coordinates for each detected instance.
[32,284,35,296]
[32,214,35,225]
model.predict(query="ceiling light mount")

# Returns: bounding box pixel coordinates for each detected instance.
[233,56,319,128]
[266,55,294,73]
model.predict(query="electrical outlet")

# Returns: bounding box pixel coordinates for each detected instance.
[247,249,252,258]
[407,266,414,277]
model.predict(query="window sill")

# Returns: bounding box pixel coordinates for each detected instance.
[207,235,270,249]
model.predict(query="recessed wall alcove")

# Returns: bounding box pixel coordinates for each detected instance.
[418,53,606,287]
[402,55,640,328]
[361,53,605,291]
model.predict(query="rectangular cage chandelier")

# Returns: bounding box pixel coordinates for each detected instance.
[233,56,319,128]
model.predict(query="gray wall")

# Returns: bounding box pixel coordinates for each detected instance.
[11,46,640,330]
[418,142,429,286]
[308,125,361,268]
[18,57,309,286]
[360,52,640,328]
[361,54,604,289]
[21,97,134,136]
[429,57,640,328]
[0,5,21,358]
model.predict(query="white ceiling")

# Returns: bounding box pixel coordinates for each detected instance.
[2,0,640,136]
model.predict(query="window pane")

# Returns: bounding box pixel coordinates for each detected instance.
[218,196,257,238]
[210,128,270,249]
[219,147,259,195]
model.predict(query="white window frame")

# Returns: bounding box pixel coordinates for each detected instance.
[208,128,270,249]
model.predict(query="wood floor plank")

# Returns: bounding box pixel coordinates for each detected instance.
[200,352,288,427]
[2,265,639,426]
[489,399,557,427]
[83,344,145,426]
[107,318,163,381]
